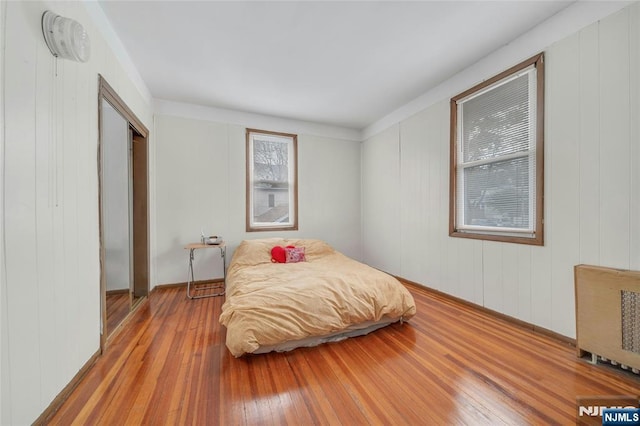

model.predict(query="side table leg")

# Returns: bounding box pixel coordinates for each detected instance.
[220,245,226,290]
[187,248,195,299]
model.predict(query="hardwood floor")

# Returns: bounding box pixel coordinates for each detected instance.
[105,291,130,337]
[47,283,639,425]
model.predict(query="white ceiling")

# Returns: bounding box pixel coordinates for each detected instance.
[98,1,574,130]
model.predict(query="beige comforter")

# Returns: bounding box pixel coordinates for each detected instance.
[219,238,416,357]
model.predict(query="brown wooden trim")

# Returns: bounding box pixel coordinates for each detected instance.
[153,278,225,290]
[98,77,107,353]
[245,129,251,232]
[573,264,583,357]
[32,349,101,425]
[397,275,575,347]
[106,289,129,296]
[245,128,299,232]
[247,225,301,233]
[98,75,148,138]
[153,282,189,290]
[132,134,149,299]
[449,99,457,237]
[449,53,545,246]
[451,53,543,103]
[535,53,545,247]
[98,75,150,352]
[448,230,546,246]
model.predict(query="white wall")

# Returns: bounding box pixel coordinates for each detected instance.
[153,114,362,286]
[0,1,152,424]
[361,3,640,339]
[361,124,401,273]
[0,1,7,424]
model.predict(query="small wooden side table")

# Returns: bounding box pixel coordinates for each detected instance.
[184,242,226,299]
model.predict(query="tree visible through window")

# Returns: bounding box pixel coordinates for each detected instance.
[450,53,544,245]
[246,129,298,232]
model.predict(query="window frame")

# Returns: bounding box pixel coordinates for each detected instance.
[246,128,299,232]
[449,53,545,246]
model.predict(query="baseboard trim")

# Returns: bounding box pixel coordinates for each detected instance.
[33,349,101,425]
[106,288,129,295]
[153,278,224,290]
[396,276,576,347]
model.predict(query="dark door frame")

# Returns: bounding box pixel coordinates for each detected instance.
[98,75,149,351]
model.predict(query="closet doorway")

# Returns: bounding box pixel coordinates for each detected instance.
[98,75,149,350]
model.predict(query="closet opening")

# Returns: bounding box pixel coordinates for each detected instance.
[98,75,149,351]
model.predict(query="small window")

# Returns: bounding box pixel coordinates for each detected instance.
[450,53,544,245]
[246,128,298,232]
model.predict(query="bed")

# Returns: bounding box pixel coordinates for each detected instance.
[219,238,416,357]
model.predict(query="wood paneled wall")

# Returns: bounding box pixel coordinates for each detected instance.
[152,115,362,287]
[1,2,152,424]
[361,4,640,340]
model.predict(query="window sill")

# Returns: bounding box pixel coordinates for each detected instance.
[449,229,543,246]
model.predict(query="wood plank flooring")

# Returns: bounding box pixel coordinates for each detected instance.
[47,283,639,425]
[105,291,130,337]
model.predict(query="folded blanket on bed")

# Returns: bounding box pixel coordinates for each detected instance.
[219,238,416,357]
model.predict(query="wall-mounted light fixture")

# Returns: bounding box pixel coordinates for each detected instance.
[41,10,91,62]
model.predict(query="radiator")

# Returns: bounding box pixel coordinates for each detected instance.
[575,264,640,374]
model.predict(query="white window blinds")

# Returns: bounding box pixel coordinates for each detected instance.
[456,66,537,235]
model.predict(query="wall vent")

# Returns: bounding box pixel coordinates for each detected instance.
[621,290,640,354]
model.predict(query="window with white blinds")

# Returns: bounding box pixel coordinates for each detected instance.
[450,53,544,245]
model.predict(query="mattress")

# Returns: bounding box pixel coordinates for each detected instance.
[219,238,416,357]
